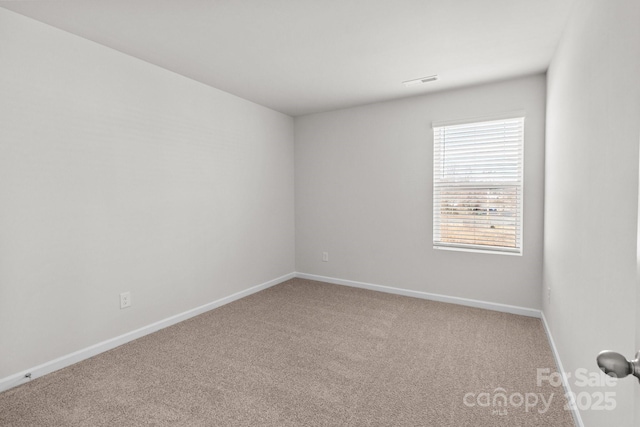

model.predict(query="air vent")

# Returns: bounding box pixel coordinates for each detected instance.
[403,75,439,87]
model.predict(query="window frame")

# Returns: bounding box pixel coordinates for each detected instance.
[432,113,525,256]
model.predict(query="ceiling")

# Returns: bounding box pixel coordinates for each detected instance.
[0,0,577,116]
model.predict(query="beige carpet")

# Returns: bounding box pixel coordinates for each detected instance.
[0,278,575,426]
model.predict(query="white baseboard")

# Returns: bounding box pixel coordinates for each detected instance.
[1,269,565,421]
[540,312,584,427]
[0,272,296,394]
[2,271,581,427]
[296,272,541,318]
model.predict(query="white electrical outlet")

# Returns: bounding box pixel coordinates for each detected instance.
[120,292,132,309]
[322,252,329,262]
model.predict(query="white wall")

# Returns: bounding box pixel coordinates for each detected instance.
[295,75,546,309]
[0,9,295,380]
[544,0,640,425]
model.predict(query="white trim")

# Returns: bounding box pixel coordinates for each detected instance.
[433,245,523,256]
[0,272,296,394]
[540,312,584,427]
[295,272,541,318]
[432,110,526,128]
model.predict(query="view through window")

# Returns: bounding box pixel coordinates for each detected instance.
[433,116,524,254]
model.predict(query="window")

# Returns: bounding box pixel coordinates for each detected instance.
[432,115,524,255]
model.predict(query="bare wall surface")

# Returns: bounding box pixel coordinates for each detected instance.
[0,8,295,379]
[544,0,640,425]
[295,75,546,309]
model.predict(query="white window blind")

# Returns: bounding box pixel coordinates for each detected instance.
[433,116,524,254]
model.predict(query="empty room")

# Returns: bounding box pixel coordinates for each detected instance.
[0,0,638,426]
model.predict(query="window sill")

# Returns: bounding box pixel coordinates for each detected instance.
[433,245,522,256]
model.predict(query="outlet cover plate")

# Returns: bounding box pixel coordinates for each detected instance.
[120,292,132,309]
